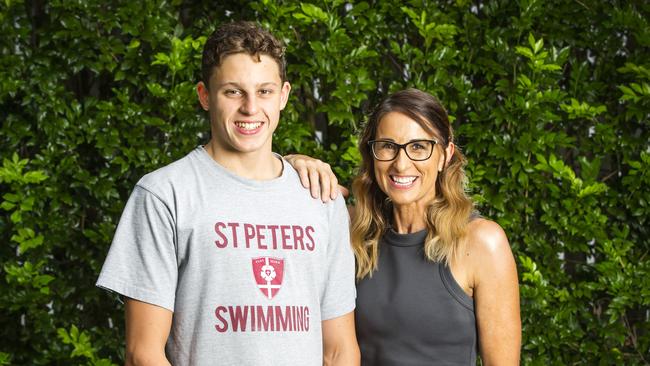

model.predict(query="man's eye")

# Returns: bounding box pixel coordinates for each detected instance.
[259,89,273,95]
[224,89,242,96]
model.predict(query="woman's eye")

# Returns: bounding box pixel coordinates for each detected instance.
[379,142,397,150]
[411,143,426,150]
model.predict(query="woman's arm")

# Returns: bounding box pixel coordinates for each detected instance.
[468,219,521,365]
[284,154,346,202]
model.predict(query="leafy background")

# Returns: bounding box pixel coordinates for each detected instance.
[1,0,648,364]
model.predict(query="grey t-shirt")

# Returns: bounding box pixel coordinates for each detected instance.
[97,147,356,366]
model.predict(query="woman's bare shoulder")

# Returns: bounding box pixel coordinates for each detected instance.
[466,218,510,255]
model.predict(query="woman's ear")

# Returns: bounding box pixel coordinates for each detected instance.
[439,142,455,172]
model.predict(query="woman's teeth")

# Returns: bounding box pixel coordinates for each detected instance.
[391,176,417,185]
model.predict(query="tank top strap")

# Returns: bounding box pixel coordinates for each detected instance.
[439,264,474,311]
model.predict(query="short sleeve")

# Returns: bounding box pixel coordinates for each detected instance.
[320,196,356,320]
[96,185,178,311]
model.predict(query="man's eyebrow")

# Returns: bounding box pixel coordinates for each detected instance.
[214,81,280,89]
[258,82,280,87]
[213,82,241,89]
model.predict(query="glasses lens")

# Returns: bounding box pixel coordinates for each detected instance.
[405,140,434,161]
[372,141,398,161]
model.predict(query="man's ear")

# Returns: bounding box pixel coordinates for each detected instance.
[440,142,455,172]
[279,81,291,110]
[197,81,210,111]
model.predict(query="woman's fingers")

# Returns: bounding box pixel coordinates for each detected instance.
[284,154,341,202]
[309,169,321,200]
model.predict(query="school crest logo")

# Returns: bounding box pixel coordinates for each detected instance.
[252,257,284,299]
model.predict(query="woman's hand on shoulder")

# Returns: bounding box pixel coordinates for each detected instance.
[284,154,348,202]
[467,219,521,365]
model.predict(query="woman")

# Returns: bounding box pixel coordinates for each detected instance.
[287,88,520,365]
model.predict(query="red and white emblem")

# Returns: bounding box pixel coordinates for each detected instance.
[252,257,284,300]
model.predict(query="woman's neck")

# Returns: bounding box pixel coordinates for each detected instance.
[391,205,428,233]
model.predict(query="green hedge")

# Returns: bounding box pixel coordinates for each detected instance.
[1,1,648,364]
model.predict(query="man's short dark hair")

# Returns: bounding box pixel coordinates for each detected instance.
[201,21,287,87]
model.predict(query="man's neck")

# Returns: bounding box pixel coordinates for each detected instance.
[204,142,283,181]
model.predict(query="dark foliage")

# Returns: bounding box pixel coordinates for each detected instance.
[1,1,648,364]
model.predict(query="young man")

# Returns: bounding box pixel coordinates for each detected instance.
[97,21,358,365]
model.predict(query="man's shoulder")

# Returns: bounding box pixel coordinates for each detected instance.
[281,161,348,217]
[279,161,326,201]
[136,148,203,195]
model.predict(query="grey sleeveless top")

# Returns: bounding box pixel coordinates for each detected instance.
[355,229,477,366]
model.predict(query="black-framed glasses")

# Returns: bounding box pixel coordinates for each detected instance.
[368,139,438,161]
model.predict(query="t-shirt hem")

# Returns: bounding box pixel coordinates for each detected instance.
[321,301,356,321]
[96,277,175,312]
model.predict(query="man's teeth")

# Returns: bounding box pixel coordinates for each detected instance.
[235,122,262,130]
[391,176,416,184]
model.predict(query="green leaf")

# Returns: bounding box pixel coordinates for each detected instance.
[0,352,11,366]
[33,274,54,288]
[152,53,170,66]
[534,38,544,54]
[578,182,607,198]
[515,46,534,59]
[527,33,537,52]
[127,39,140,49]
[23,170,48,183]
[146,82,167,97]
[58,328,72,344]
[3,193,19,203]
[18,234,45,253]
[540,64,561,71]
[300,3,328,22]
[10,210,22,223]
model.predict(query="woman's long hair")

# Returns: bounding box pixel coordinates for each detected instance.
[351,88,474,279]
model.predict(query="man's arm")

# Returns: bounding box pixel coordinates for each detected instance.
[322,311,360,366]
[125,298,173,366]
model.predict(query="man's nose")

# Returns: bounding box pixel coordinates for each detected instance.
[240,95,259,115]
